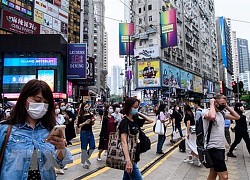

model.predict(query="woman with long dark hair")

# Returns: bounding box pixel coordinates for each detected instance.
[77,102,96,169]
[183,104,200,165]
[97,104,116,161]
[227,103,250,157]
[119,97,142,180]
[0,79,73,180]
[155,104,169,154]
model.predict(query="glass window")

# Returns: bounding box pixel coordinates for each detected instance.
[149,16,152,21]
[148,4,152,10]
[139,8,141,13]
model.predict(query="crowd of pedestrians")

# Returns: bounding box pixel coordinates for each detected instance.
[1,79,250,180]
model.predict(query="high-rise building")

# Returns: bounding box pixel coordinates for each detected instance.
[239,71,250,92]
[104,31,108,83]
[231,31,239,81]
[216,17,233,96]
[126,0,219,97]
[237,38,250,73]
[79,0,107,99]
[111,66,123,95]
[68,0,81,42]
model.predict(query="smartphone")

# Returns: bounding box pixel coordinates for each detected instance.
[46,125,66,141]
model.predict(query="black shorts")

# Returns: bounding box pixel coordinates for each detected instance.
[208,148,227,172]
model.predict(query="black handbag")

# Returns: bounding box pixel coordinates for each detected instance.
[139,128,151,153]
[197,121,213,168]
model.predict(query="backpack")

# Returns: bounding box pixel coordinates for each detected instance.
[196,109,225,147]
[195,109,204,147]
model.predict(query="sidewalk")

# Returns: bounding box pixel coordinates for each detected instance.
[144,122,250,180]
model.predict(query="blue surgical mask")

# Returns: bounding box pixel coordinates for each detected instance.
[131,108,138,115]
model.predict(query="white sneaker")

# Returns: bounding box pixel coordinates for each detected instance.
[183,159,193,164]
[55,168,64,174]
[97,157,102,161]
[197,161,202,166]
[63,165,68,170]
[104,151,107,156]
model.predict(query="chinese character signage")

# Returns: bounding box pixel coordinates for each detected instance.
[137,60,161,88]
[1,10,40,34]
[119,23,134,55]
[67,43,87,79]
[160,9,178,48]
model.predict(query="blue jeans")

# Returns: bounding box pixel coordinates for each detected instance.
[175,126,183,138]
[123,163,142,180]
[80,130,96,150]
[157,135,166,153]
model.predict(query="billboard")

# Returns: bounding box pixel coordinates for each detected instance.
[193,75,203,93]
[219,17,227,68]
[137,60,161,88]
[134,45,160,59]
[37,70,55,91]
[160,9,178,48]
[47,3,59,18]
[53,18,61,31]
[67,43,87,79]
[119,23,134,55]
[4,57,57,66]
[1,10,40,34]
[161,62,181,88]
[34,0,48,13]
[180,70,193,91]
[43,13,53,28]
[75,57,95,86]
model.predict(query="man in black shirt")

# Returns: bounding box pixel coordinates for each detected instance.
[228,103,250,157]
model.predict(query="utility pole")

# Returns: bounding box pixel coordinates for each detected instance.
[237,77,240,102]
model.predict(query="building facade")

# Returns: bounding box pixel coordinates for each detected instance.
[111,66,123,95]
[231,31,239,81]
[126,0,219,103]
[237,38,250,73]
[239,71,250,92]
[216,17,233,97]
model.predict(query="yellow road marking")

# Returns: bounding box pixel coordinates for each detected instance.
[142,148,178,178]
[82,167,111,180]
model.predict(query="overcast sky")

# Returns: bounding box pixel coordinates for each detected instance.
[105,0,250,74]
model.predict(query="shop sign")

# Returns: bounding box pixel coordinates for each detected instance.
[1,10,40,34]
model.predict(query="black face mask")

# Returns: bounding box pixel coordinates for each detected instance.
[217,103,226,111]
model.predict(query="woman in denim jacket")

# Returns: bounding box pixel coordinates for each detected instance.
[0,79,73,180]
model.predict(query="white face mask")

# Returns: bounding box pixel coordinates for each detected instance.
[115,108,120,113]
[5,111,10,117]
[108,109,114,114]
[60,106,66,111]
[27,101,48,119]
[55,109,60,115]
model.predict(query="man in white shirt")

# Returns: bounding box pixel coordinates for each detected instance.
[203,95,240,180]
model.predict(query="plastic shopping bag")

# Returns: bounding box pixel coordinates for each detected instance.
[154,120,165,135]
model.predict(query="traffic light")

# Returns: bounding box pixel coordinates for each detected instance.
[232,81,237,93]
[239,81,244,93]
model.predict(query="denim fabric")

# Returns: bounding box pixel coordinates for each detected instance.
[156,135,166,153]
[0,123,73,180]
[80,130,96,150]
[175,126,183,137]
[123,163,142,180]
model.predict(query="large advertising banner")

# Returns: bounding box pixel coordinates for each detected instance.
[137,60,160,88]
[43,13,53,28]
[37,69,55,91]
[1,10,40,34]
[67,43,87,79]
[193,75,203,93]
[161,62,181,88]
[119,23,134,55]
[4,57,57,66]
[34,0,48,13]
[219,17,227,68]
[160,9,178,48]
[180,70,193,91]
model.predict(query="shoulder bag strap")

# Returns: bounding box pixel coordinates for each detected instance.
[0,125,13,168]
[206,121,213,145]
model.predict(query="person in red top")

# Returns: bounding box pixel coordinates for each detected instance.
[97,104,117,161]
